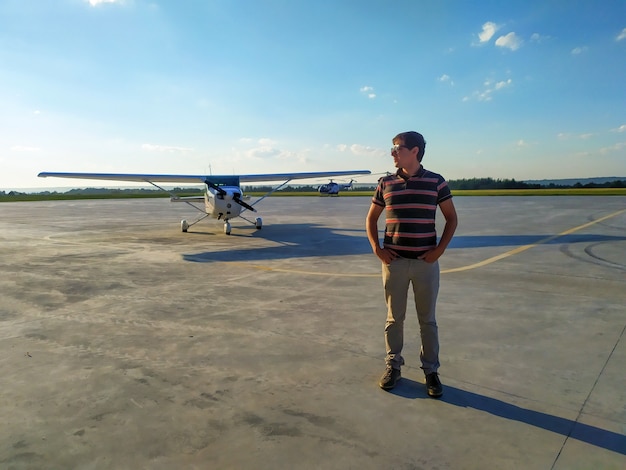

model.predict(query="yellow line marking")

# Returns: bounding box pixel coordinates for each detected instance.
[227,260,379,277]
[443,208,625,273]
[224,209,626,277]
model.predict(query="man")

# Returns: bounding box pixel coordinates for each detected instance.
[366,131,457,397]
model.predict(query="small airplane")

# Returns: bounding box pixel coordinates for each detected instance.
[38,170,371,234]
[318,179,355,196]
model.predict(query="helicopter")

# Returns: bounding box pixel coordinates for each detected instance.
[318,179,355,196]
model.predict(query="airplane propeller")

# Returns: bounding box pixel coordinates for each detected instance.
[205,180,227,196]
[233,194,256,212]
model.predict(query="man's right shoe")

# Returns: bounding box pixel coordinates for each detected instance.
[379,366,401,390]
[425,372,443,398]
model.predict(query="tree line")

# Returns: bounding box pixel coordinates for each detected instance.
[2,177,625,198]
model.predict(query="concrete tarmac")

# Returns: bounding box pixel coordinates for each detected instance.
[1,195,625,469]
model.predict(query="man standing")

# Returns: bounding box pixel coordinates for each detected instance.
[366,131,458,397]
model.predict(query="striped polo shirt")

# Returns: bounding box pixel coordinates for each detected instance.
[372,166,452,259]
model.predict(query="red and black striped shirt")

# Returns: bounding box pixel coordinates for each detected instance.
[372,167,452,259]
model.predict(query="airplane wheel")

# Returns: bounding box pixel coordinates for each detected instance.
[224,221,231,235]
[181,220,189,232]
[255,217,262,230]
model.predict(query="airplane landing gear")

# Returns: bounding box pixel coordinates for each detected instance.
[255,217,263,229]
[181,220,189,232]
[224,221,232,235]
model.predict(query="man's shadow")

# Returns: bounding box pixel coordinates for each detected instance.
[388,378,626,455]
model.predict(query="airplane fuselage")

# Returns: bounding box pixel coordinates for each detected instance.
[205,185,245,220]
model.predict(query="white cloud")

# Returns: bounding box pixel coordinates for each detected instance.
[495,79,512,90]
[599,142,626,154]
[234,140,306,164]
[617,28,626,41]
[571,46,588,55]
[516,140,529,148]
[613,124,626,133]
[246,146,283,160]
[464,78,512,102]
[337,144,383,157]
[438,74,454,86]
[360,86,376,99]
[495,32,523,51]
[478,22,499,43]
[11,145,40,152]
[141,144,194,153]
[87,0,122,6]
[530,33,550,43]
[556,132,596,140]
[349,144,383,157]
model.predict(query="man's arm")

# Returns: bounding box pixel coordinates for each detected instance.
[366,203,397,264]
[419,198,458,263]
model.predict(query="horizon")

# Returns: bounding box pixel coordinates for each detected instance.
[4,175,626,194]
[1,1,625,190]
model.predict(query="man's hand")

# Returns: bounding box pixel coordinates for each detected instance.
[418,248,443,263]
[375,246,398,265]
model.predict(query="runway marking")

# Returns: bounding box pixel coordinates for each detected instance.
[227,261,379,277]
[226,209,626,277]
[443,208,625,273]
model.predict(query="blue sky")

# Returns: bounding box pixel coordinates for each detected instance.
[1,0,625,190]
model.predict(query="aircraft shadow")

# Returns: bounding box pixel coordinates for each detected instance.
[183,227,626,263]
[183,223,371,263]
[389,378,626,455]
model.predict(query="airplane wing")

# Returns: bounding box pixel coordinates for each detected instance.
[37,170,371,184]
[238,170,370,183]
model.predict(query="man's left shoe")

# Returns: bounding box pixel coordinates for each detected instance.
[425,372,443,398]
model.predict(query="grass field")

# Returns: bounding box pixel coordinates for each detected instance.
[1,188,626,203]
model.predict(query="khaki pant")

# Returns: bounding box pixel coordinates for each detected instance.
[382,258,440,374]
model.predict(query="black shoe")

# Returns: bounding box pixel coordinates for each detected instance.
[379,366,401,390]
[425,372,443,398]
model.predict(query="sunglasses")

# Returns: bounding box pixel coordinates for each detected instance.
[391,144,410,154]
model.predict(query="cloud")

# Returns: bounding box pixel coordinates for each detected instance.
[246,146,283,160]
[612,124,626,133]
[617,28,626,41]
[494,79,512,90]
[336,143,383,157]
[495,32,523,51]
[87,0,122,5]
[141,144,194,153]
[516,140,529,148]
[571,46,588,55]
[478,22,499,43]
[464,78,513,102]
[599,142,626,154]
[557,132,596,140]
[438,74,454,86]
[235,140,306,164]
[530,33,550,43]
[11,145,40,152]
[360,86,376,99]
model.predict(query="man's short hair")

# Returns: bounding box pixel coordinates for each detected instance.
[394,131,426,161]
